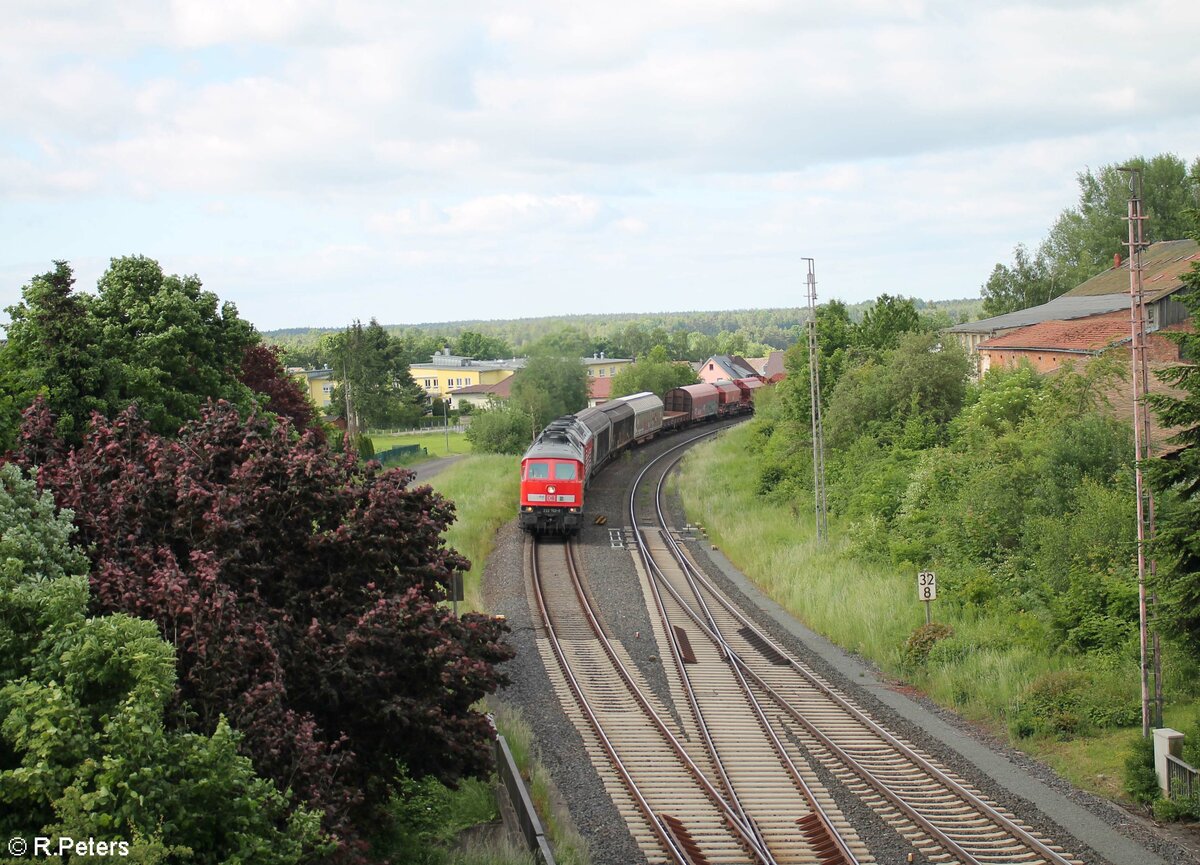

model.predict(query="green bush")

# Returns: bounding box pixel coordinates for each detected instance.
[1122,733,1160,804]
[1009,670,1089,739]
[1153,794,1200,822]
[902,623,955,669]
[0,464,326,862]
[465,406,534,455]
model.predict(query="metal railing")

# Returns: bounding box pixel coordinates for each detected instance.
[490,717,556,865]
[366,423,468,436]
[1167,753,1198,799]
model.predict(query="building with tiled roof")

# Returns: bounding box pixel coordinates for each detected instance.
[698,354,761,384]
[978,312,1193,375]
[446,375,514,411]
[743,350,787,382]
[587,375,613,407]
[946,239,1199,358]
[290,367,338,409]
[977,310,1131,375]
[410,349,526,399]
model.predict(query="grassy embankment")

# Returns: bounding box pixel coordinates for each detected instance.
[675,421,1198,800]
[413,454,590,865]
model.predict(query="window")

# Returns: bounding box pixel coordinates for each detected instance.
[554,463,577,480]
[322,384,334,394]
[609,366,615,376]
[708,363,714,370]
[599,368,606,376]
[527,462,551,480]
[587,369,594,376]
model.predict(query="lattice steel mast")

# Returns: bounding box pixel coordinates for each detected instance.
[1120,166,1162,735]
[804,258,829,541]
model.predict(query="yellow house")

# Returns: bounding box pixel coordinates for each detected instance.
[409,349,525,399]
[290,367,337,409]
[582,353,633,381]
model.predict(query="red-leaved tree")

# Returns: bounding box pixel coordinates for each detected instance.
[7,399,513,862]
[240,342,319,433]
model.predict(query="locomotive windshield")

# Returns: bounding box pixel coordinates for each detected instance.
[527,462,551,479]
[554,463,576,480]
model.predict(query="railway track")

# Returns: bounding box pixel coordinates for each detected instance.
[528,429,867,865]
[627,442,1085,865]
[529,536,777,864]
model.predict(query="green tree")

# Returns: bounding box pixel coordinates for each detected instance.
[686,331,718,362]
[609,346,699,399]
[1148,204,1200,648]
[984,154,1200,316]
[91,256,257,434]
[510,354,588,432]
[452,331,512,360]
[855,294,922,352]
[0,262,103,445]
[981,244,1054,317]
[1,256,256,442]
[464,403,535,454]
[823,331,970,450]
[529,327,591,359]
[329,319,426,433]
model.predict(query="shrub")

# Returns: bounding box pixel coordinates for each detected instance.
[902,622,955,669]
[0,463,325,861]
[8,401,514,860]
[1122,731,1159,804]
[1009,670,1088,739]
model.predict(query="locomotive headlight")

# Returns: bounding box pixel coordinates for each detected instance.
[547,485,556,494]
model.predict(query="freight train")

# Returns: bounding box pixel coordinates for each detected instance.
[519,378,762,534]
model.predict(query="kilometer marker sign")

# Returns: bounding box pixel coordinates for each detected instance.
[918,571,937,625]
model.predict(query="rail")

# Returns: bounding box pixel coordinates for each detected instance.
[1167,753,1198,799]
[629,437,858,865]
[490,716,556,865]
[632,444,1077,865]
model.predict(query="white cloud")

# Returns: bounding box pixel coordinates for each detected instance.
[368,194,611,235]
[2,0,1198,327]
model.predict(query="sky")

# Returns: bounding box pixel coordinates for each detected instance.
[2,1,1198,333]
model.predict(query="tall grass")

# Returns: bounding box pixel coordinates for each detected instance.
[676,421,1200,794]
[425,454,519,610]
[678,423,1091,726]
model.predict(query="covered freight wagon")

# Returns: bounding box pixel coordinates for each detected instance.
[733,377,764,407]
[619,392,664,441]
[711,379,743,416]
[664,383,720,423]
[596,399,636,453]
[573,407,613,478]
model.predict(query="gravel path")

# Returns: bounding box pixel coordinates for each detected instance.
[482,425,1200,865]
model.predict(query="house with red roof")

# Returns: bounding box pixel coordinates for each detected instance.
[446,375,514,410]
[698,354,761,384]
[948,239,1199,368]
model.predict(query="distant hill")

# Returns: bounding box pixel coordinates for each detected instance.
[263,299,984,350]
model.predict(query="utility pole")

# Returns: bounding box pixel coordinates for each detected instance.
[804,258,829,542]
[1119,166,1162,735]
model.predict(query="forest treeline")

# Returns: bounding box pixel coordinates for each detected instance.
[269,297,983,367]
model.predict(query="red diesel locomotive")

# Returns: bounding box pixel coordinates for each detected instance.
[518,380,758,534]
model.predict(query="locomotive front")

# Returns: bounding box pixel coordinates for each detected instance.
[519,421,589,534]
